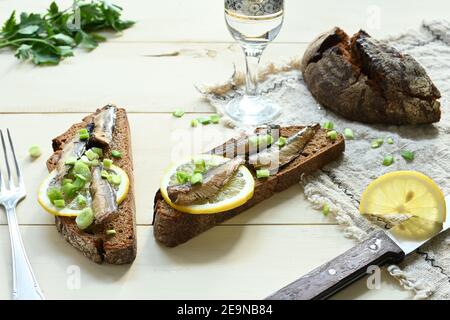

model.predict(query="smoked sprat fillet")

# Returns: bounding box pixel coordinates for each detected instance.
[47,105,136,264]
[167,157,245,205]
[153,125,345,247]
[301,27,441,125]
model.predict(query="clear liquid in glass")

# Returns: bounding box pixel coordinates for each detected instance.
[224,0,284,125]
[225,9,283,47]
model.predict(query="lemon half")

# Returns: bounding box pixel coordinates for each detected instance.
[160,154,255,214]
[359,171,446,228]
[38,164,130,217]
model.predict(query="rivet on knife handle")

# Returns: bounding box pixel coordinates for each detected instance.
[265,231,405,300]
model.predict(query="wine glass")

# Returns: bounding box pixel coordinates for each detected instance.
[224,0,284,125]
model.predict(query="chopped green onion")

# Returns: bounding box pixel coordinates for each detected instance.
[248,136,259,147]
[256,169,270,179]
[172,108,185,118]
[275,136,287,148]
[176,171,191,184]
[79,128,89,140]
[108,174,122,186]
[262,135,274,146]
[190,119,199,127]
[76,194,87,207]
[327,130,338,141]
[75,208,94,230]
[323,121,334,130]
[53,199,66,208]
[65,157,77,165]
[344,128,354,140]
[28,144,41,158]
[383,155,394,166]
[106,229,116,236]
[198,117,211,125]
[73,176,87,189]
[85,149,99,161]
[249,134,274,148]
[47,188,63,203]
[101,170,110,179]
[103,158,113,169]
[210,114,221,124]
[194,158,206,173]
[62,178,73,185]
[80,155,91,164]
[322,203,330,216]
[91,147,103,157]
[206,159,220,169]
[401,151,415,161]
[387,137,394,145]
[190,173,203,185]
[90,159,100,167]
[371,138,384,149]
[62,183,77,199]
[111,150,122,158]
[74,160,91,181]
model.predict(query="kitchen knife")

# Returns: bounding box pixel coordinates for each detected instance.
[266,194,450,300]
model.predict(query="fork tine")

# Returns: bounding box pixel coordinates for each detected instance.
[7,129,23,187]
[0,129,12,189]
[0,130,4,192]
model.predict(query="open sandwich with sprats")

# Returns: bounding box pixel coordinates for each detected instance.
[39,105,136,264]
[154,124,345,247]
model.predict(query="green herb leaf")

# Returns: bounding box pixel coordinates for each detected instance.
[15,44,33,59]
[1,11,17,36]
[18,25,39,35]
[75,31,99,50]
[32,46,60,65]
[0,1,134,65]
[51,33,76,46]
[48,2,59,15]
[56,45,73,57]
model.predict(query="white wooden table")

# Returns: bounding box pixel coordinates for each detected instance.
[0,0,448,300]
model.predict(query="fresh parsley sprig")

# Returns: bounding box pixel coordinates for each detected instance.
[0,1,134,65]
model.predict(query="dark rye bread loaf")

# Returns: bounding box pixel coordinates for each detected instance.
[301,27,441,125]
[47,107,137,264]
[153,126,345,247]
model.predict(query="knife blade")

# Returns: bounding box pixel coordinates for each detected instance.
[265,194,450,300]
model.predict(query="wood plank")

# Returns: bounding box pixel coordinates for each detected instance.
[0,42,305,113]
[0,113,331,225]
[0,0,448,43]
[0,225,411,299]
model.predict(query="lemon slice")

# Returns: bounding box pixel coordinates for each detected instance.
[359,171,446,233]
[160,154,255,214]
[38,165,130,217]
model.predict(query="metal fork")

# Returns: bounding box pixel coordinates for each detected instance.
[0,129,44,300]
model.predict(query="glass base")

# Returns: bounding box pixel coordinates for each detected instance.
[225,95,281,126]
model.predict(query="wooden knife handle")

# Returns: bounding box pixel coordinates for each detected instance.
[265,231,405,300]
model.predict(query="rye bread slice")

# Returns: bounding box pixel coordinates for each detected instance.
[153,126,345,247]
[47,106,137,264]
[301,27,441,125]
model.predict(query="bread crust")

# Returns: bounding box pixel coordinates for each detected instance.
[153,126,345,247]
[47,106,137,264]
[301,27,441,125]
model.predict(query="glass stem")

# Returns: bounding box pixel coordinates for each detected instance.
[243,47,264,96]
